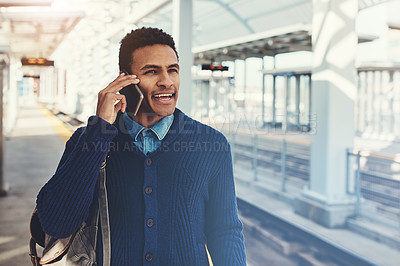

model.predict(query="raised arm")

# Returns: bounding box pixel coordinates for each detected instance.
[36,73,139,238]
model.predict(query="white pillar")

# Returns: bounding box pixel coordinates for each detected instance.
[173,0,193,115]
[295,0,358,227]
[0,51,10,196]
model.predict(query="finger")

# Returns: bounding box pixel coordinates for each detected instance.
[118,72,137,80]
[103,76,140,94]
[114,93,127,111]
[100,74,136,92]
[120,94,127,113]
[114,100,123,112]
[115,78,140,94]
[115,73,137,83]
[112,92,126,102]
[99,91,124,106]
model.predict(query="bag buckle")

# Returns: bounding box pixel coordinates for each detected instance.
[29,253,41,266]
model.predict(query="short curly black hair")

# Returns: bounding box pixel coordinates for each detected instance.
[119,27,179,73]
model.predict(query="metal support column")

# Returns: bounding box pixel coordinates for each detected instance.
[272,56,277,125]
[0,58,6,196]
[261,57,266,127]
[173,0,193,115]
[355,151,361,217]
[284,75,290,132]
[281,139,287,192]
[308,74,312,130]
[272,75,276,125]
[243,58,247,108]
[389,71,394,135]
[295,74,301,126]
[253,134,258,182]
[295,0,358,227]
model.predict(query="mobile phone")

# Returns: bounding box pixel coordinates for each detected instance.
[120,69,144,116]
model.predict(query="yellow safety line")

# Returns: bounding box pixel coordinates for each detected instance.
[37,104,73,143]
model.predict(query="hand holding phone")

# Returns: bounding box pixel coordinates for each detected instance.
[119,69,144,116]
[96,71,140,124]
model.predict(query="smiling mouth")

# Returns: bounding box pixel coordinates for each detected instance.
[152,93,176,101]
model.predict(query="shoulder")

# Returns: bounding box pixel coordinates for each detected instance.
[67,126,86,143]
[195,119,228,144]
[176,109,229,144]
[67,114,119,144]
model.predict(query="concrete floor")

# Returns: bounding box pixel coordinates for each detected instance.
[0,104,66,266]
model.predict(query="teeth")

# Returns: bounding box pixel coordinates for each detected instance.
[154,94,173,98]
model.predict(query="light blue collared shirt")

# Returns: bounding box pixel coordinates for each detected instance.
[123,111,174,155]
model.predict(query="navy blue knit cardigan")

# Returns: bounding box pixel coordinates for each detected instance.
[36,108,246,265]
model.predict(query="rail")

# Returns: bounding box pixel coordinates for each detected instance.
[225,128,400,233]
[224,130,310,193]
[238,199,378,266]
[346,149,400,230]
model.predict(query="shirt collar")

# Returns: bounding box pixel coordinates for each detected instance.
[123,111,174,141]
[150,114,174,140]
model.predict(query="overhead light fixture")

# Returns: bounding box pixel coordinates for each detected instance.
[21,57,54,66]
[202,64,229,71]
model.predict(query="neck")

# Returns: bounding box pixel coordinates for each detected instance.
[130,112,163,128]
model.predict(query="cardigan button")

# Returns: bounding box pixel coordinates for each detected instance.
[145,186,153,195]
[146,218,154,228]
[145,252,153,262]
[146,158,152,166]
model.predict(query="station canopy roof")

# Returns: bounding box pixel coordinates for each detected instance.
[193,24,312,64]
[0,0,394,61]
[0,0,84,59]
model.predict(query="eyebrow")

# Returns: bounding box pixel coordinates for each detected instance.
[140,64,180,71]
[169,64,180,69]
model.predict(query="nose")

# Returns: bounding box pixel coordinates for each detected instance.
[156,71,173,88]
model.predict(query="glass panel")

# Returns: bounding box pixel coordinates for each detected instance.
[275,76,286,124]
[264,75,274,123]
[299,75,310,127]
[287,76,297,126]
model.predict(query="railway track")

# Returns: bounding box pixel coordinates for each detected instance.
[230,137,400,224]
[238,199,377,266]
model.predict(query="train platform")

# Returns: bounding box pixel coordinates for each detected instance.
[235,177,400,266]
[0,103,69,265]
[0,104,400,265]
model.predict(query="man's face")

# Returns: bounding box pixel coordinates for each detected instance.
[129,44,180,118]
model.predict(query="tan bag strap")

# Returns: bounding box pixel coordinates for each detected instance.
[29,238,41,266]
[29,155,110,265]
[99,157,111,266]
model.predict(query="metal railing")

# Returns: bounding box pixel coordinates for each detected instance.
[346,149,400,228]
[227,129,400,231]
[226,130,310,194]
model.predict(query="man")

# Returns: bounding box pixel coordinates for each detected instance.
[36,27,246,265]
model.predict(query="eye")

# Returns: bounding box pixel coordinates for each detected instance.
[169,68,179,73]
[144,70,156,74]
